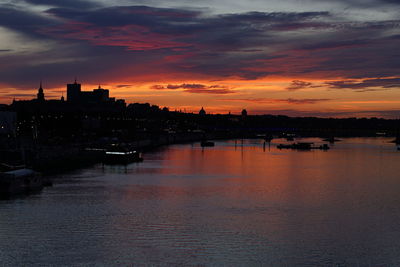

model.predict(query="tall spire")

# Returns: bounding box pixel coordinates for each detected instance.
[37,80,45,102]
[199,106,206,115]
[74,77,77,84]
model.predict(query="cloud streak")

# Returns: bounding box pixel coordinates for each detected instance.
[326,77,400,90]
[151,83,234,94]
[286,80,313,90]
[219,98,331,104]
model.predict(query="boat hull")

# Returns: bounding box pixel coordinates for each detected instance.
[201,141,215,147]
[277,143,329,150]
[102,151,143,165]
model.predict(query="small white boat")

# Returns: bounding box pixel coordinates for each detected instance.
[103,150,143,164]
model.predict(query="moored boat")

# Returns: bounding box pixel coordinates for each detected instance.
[200,141,215,147]
[277,142,329,150]
[103,150,143,164]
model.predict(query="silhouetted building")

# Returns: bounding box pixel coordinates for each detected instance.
[127,103,161,116]
[37,82,45,102]
[66,80,125,108]
[199,107,206,116]
[11,81,67,113]
[10,82,52,112]
[67,79,81,103]
[11,79,126,113]
[241,109,248,117]
[67,80,110,104]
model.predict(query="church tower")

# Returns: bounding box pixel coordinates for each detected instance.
[37,81,45,102]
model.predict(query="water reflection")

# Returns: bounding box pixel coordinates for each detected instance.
[1,138,400,265]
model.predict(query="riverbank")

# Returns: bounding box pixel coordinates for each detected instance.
[2,132,399,176]
[7,131,228,175]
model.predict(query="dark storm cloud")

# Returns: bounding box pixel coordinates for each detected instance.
[151,83,234,94]
[214,11,330,24]
[0,6,54,36]
[36,6,335,80]
[326,77,400,90]
[44,6,330,45]
[377,0,400,3]
[24,0,98,8]
[300,39,369,50]
[45,5,201,29]
[286,80,313,90]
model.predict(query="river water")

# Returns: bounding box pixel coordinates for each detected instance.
[1,138,400,266]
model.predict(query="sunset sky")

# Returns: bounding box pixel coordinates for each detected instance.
[1,0,400,117]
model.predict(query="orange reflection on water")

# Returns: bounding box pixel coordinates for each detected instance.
[120,138,400,208]
[69,138,400,264]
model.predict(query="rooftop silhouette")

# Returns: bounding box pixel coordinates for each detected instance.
[11,80,126,112]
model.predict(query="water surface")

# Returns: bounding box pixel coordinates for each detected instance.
[1,138,400,266]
